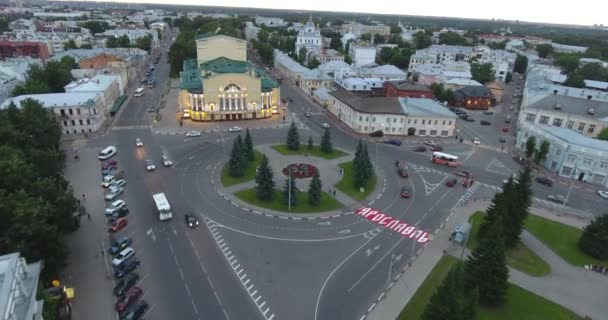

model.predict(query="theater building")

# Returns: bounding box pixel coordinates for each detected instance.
[178,34,280,121]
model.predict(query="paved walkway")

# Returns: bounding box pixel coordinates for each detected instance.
[365,200,603,320]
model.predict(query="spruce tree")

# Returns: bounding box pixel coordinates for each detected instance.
[421,263,477,320]
[286,120,300,150]
[466,217,509,307]
[505,165,533,249]
[361,144,373,181]
[255,155,275,201]
[283,173,297,207]
[477,178,514,242]
[320,128,333,153]
[307,136,314,150]
[228,136,246,177]
[244,128,255,162]
[579,215,608,260]
[308,169,322,206]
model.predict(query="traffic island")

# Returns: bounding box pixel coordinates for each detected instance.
[335,160,377,202]
[234,188,343,213]
[271,144,348,160]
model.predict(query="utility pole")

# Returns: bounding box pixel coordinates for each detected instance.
[563,163,578,208]
[288,173,292,212]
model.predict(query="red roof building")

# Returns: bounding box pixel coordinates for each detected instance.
[385,80,434,99]
[0,41,49,62]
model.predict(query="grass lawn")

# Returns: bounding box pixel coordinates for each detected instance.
[477,284,582,320]
[271,144,348,160]
[525,214,607,267]
[335,161,377,202]
[468,211,551,276]
[397,255,460,320]
[234,188,343,213]
[220,151,263,187]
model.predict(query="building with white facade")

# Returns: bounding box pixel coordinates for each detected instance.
[341,27,357,49]
[0,57,42,105]
[360,65,407,81]
[399,25,424,43]
[255,16,286,27]
[0,252,44,320]
[328,89,457,136]
[335,77,384,92]
[102,28,159,47]
[348,41,376,68]
[340,23,390,37]
[33,11,88,19]
[274,49,311,83]
[296,17,323,59]
[317,60,355,80]
[311,49,344,63]
[516,121,608,186]
[551,43,588,54]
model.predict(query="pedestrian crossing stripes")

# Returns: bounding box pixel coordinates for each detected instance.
[111,125,151,131]
[463,140,508,153]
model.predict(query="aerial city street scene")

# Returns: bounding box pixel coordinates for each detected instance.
[0,0,607,319]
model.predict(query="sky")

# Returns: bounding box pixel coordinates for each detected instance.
[91,0,607,27]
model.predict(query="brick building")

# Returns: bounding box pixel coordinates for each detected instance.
[79,53,125,69]
[385,80,434,99]
[0,41,49,62]
[453,86,494,110]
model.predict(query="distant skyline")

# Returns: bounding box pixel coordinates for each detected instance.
[79,0,607,27]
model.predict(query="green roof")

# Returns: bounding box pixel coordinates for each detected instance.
[196,32,217,40]
[179,58,202,91]
[200,57,250,74]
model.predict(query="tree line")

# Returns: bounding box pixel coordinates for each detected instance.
[12,56,77,96]
[106,34,153,52]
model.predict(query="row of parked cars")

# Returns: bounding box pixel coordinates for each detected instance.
[99,149,149,320]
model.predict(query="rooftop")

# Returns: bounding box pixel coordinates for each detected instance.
[371,65,407,76]
[528,122,608,151]
[527,94,608,119]
[179,58,201,91]
[399,97,457,118]
[50,48,147,62]
[387,80,432,92]
[329,88,404,114]
[455,85,492,97]
[0,252,42,320]
[64,74,119,92]
[274,49,310,74]
[1,92,101,109]
[200,57,250,75]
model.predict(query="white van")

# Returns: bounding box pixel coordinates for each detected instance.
[99,146,117,160]
[134,87,145,97]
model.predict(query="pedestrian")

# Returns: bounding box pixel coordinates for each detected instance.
[333,189,336,196]
[87,213,92,221]
[82,193,86,200]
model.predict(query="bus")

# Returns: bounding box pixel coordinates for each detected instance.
[153,193,172,221]
[431,152,459,167]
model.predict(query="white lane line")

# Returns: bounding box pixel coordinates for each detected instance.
[254,295,262,303]
[239,273,247,280]
[259,301,266,308]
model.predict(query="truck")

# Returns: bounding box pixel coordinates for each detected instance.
[152,193,172,221]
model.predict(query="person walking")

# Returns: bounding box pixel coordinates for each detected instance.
[82,193,86,200]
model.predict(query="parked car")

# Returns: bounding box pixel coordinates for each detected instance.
[147,107,155,113]
[228,126,242,132]
[480,120,492,125]
[145,160,155,171]
[321,122,330,128]
[105,200,127,216]
[115,286,142,312]
[384,139,402,146]
[113,273,140,296]
[109,237,132,255]
[305,111,311,117]
[119,300,148,320]
[111,179,127,189]
[513,156,527,165]
[398,167,408,178]
[459,114,469,120]
[135,138,143,147]
[112,247,135,267]
[161,154,173,167]
[430,146,443,151]
[464,117,475,122]
[535,176,553,187]
[101,166,118,177]
[185,131,201,137]
[446,178,457,187]
[547,195,566,204]
[400,187,411,198]
[369,130,384,137]
[423,140,437,146]
[483,111,494,115]
[413,146,427,152]
[108,218,128,233]
[597,190,608,199]
[108,208,129,222]
[105,187,124,201]
[499,136,506,143]
[114,258,140,279]
[101,175,117,188]
[101,160,118,170]
[185,214,199,228]
[502,126,509,132]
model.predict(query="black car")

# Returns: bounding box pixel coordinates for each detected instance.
[535,176,553,187]
[113,273,140,296]
[185,214,199,228]
[114,259,140,279]
[369,130,384,137]
[120,300,149,320]
[458,114,469,120]
[413,146,427,152]
[109,237,132,255]
[480,120,492,125]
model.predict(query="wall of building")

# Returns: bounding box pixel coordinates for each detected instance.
[55,100,106,135]
[518,108,606,138]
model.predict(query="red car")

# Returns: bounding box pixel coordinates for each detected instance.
[431,146,443,152]
[108,218,128,233]
[462,178,474,188]
[115,286,142,312]
[446,178,457,187]
[101,160,118,170]
[502,127,509,133]
[400,187,411,198]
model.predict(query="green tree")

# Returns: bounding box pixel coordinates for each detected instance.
[389,53,409,69]
[244,128,254,162]
[597,128,608,141]
[525,136,536,159]
[579,215,608,260]
[471,63,495,84]
[373,34,385,44]
[577,62,608,82]
[81,20,110,34]
[430,83,445,99]
[414,31,432,49]
[308,169,322,206]
[465,217,509,307]
[282,173,297,207]
[257,29,270,42]
[320,128,333,153]
[477,178,514,242]
[228,135,246,177]
[117,34,131,48]
[63,39,78,50]
[106,36,119,48]
[79,43,93,49]
[533,140,550,165]
[505,165,533,249]
[354,142,373,189]
[307,57,321,69]
[422,263,477,320]
[135,35,152,52]
[389,24,402,35]
[379,47,396,64]
[286,120,300,150]
[344,54,352,65]
[360,33,372,42]
[505,72,513,84]
[439,32,468,46]
[514,54,528,74]
[307,136,313,150]
[255,155,275,201]
[564,73,585,88]
[298,47,308,64]
[12,80,50,96]
[329,37,343,51]
[536,44,553,58]
[555,54,580,74]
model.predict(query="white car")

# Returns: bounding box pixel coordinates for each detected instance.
[135,138,143,147]
[111,179,127,188]
[321,123,330,128]
[112,247,135,267]
[228,126,242,132]
[105,200,127,216]
[473,138,481,145]
[597,190,608,199]
[185,131,201,137]
[547,195,566,205]
[145,160,156,171]
[101,175,116,188]
[161,154,173,167]
[104,187,124,201]
[423,140,437,147]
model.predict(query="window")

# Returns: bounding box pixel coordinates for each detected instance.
[422,120,425,125]
[441,130,449,136]
[408,119,411,124]
[583,158,593,166]
[63,120,67,126]
[588,124,596,134]
[73,130,77,134]
[600,162,608,170]
[394,118,397,123]
[539,116,549,124]
[561,166,573,176]
[60,109,66,117]
[434,120,438,125]
[578,123,586,131]
[448,121,452,126]
[418,129,426,136]
[65,130,69,135]
[365,117,369,121]
[414,120,417,124]
[359,116,362,121]
[78,119,83,126]
[525,113,536,122]
[566,120,574,129]
[76,108,81,115]
[68,109,73,115]
[364,126,367,131]
[551,161,557,170]
[70,120,75,126]
[555,149,562,157]
[400,118,404,123]
[372,117,376,122]
[443,120,446,125]
[552,118,563,127]
[430,130,437,136]
[86,119,91,125]
[392,127,395,132]
[566,154,577,163]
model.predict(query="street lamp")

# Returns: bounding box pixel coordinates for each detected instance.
[375,123,387,165]
[563,162,579,208]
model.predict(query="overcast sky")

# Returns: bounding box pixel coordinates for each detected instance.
[94,0,606,26]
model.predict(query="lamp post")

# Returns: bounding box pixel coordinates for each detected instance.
[375,123,387,165]
[563,163,578,208]
[288,172,292,213]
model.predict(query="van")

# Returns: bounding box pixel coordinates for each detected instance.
[99,146,117,160]
[505,116,512,123]
[134,87,145,97]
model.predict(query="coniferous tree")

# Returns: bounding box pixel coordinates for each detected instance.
[361,144,373,181]
[283,173,297,207]
[286,120,300,150]
[477,178,514,242]
[525,136,536,159]
[255,155,275,201]
[244,128,255,162]
[421,263,477,320]
[579,215,608,260]
[320,128,333,153]
[466,217,509,307]
[307,136,314,150]
[308,169,322,206]
[228,135,246,177]
[505,164,533,249]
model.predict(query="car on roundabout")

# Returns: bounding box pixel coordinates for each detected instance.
[398,167,408,178]
[413,146,427,152]
[446,178,457,187]
[423,140,437,147]
[305,111,311,117]
[400,187,411,198]
[384,139,402,146]
[145,160,155,171]
[185,131,201,137]
[499,136,506,143]
[455,171,471,177]
[321,122,330,128]
[185,214,199,228]
[135,138,143,147]
[547,195,566,205]
[161,154,173,167]
[597,190,608,199]
[228,126,242,132]
[473,138,481,145]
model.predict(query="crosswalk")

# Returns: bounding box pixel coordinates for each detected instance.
[463,140,508,153]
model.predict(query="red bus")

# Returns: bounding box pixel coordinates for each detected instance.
[431,152,459,167]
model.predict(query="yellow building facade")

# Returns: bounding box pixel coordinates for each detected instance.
[178,34,280,121]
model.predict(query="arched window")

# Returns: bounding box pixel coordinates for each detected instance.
[224,84,241,93]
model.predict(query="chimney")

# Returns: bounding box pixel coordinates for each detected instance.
[553,89,558,95]
[587,95,592,100]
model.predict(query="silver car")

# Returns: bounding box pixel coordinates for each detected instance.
[105,187,124,201]
[145,160,156,171]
